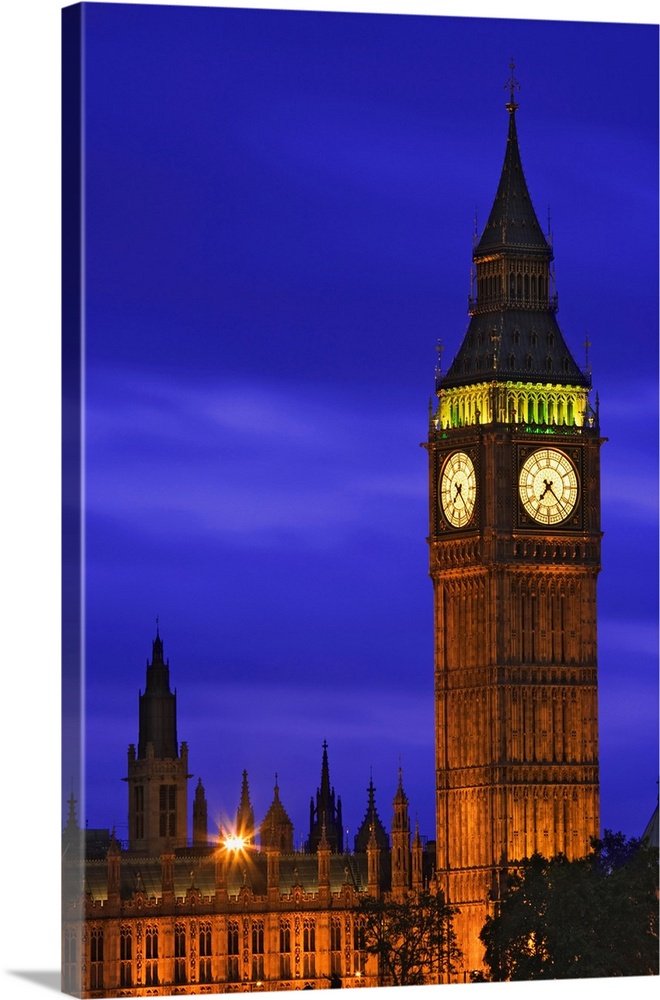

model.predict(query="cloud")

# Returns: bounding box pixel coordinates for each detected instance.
[181,679,433,745]
[85,367,425,548]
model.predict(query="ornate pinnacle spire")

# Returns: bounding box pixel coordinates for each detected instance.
[152,619,164,664]
[236,770,255,841]
[307,741,343,853]
[394,765,407,803]
[320,739,331,798]
[505,58,520,112]
[64,787,79,833]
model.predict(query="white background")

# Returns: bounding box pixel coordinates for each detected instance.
[0,2,656,999]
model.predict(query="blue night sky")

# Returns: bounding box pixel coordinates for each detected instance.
[72,3,658,848]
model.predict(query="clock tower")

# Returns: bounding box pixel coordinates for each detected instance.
[427,70,602,975]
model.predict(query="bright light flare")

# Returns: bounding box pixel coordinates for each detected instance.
[224,833,247,852]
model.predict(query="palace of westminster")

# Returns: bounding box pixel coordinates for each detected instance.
[63,72,643,997]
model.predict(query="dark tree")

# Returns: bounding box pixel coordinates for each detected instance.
[356,889,461,986]
[479,831,659,981]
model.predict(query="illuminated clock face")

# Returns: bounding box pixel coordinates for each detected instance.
[440,451,476,528]
[518,448,579,525]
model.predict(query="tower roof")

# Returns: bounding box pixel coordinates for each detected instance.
[354,776,389,853]
[260,776,294,853]
[474,94,550,258]
[442,311,588,389]
[439,68,590,393]
[261,776,294,832]
[138,628,179,759]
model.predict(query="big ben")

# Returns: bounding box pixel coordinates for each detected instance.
[427,67,602,975]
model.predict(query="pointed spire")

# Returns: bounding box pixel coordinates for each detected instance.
[367,776,376,811]
[192,778,208,846]
[152,619,164,665]
[475,70,549,257]
[439,67,590,393]
[354,773,389,853]
[260,774,294,853]
[306,742,343,853]
[138,627,178,758]
[64,787,79,834]
[394,766,408,805]
[236,770,255,843]
[392,766,410,833]
[320,739,331,799]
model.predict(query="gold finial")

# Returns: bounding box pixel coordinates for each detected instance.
[505,58,520,112]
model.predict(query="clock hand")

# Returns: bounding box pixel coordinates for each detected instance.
[539,478,558,500]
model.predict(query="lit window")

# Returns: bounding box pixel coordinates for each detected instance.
[227,921,240,982]
[159,784,176,838]
[303,919,316,979]
[279,921,291,980]
[120,926,132,988]
[174,923,186,984]
[252,921,265,981]
[145,925,159,986]
[90,927,104,990]
[199,922,212,983]
[331,918,342,975]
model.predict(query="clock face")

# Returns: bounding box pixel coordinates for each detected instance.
[519,448,579,525]
[440,451,476,528]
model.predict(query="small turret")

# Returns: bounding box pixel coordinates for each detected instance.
[354,774,389,853]
[391,768,411,898]
[236,770,256,844]
[367,824,382,898]
[317,821,331,892]
[192,778,208,846]
[260,775,294,853]
[107,829,122,905]
[412,819,423,892]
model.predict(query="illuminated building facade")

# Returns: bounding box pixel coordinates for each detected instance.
[62,632,430,997]
[426,68,601,974]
